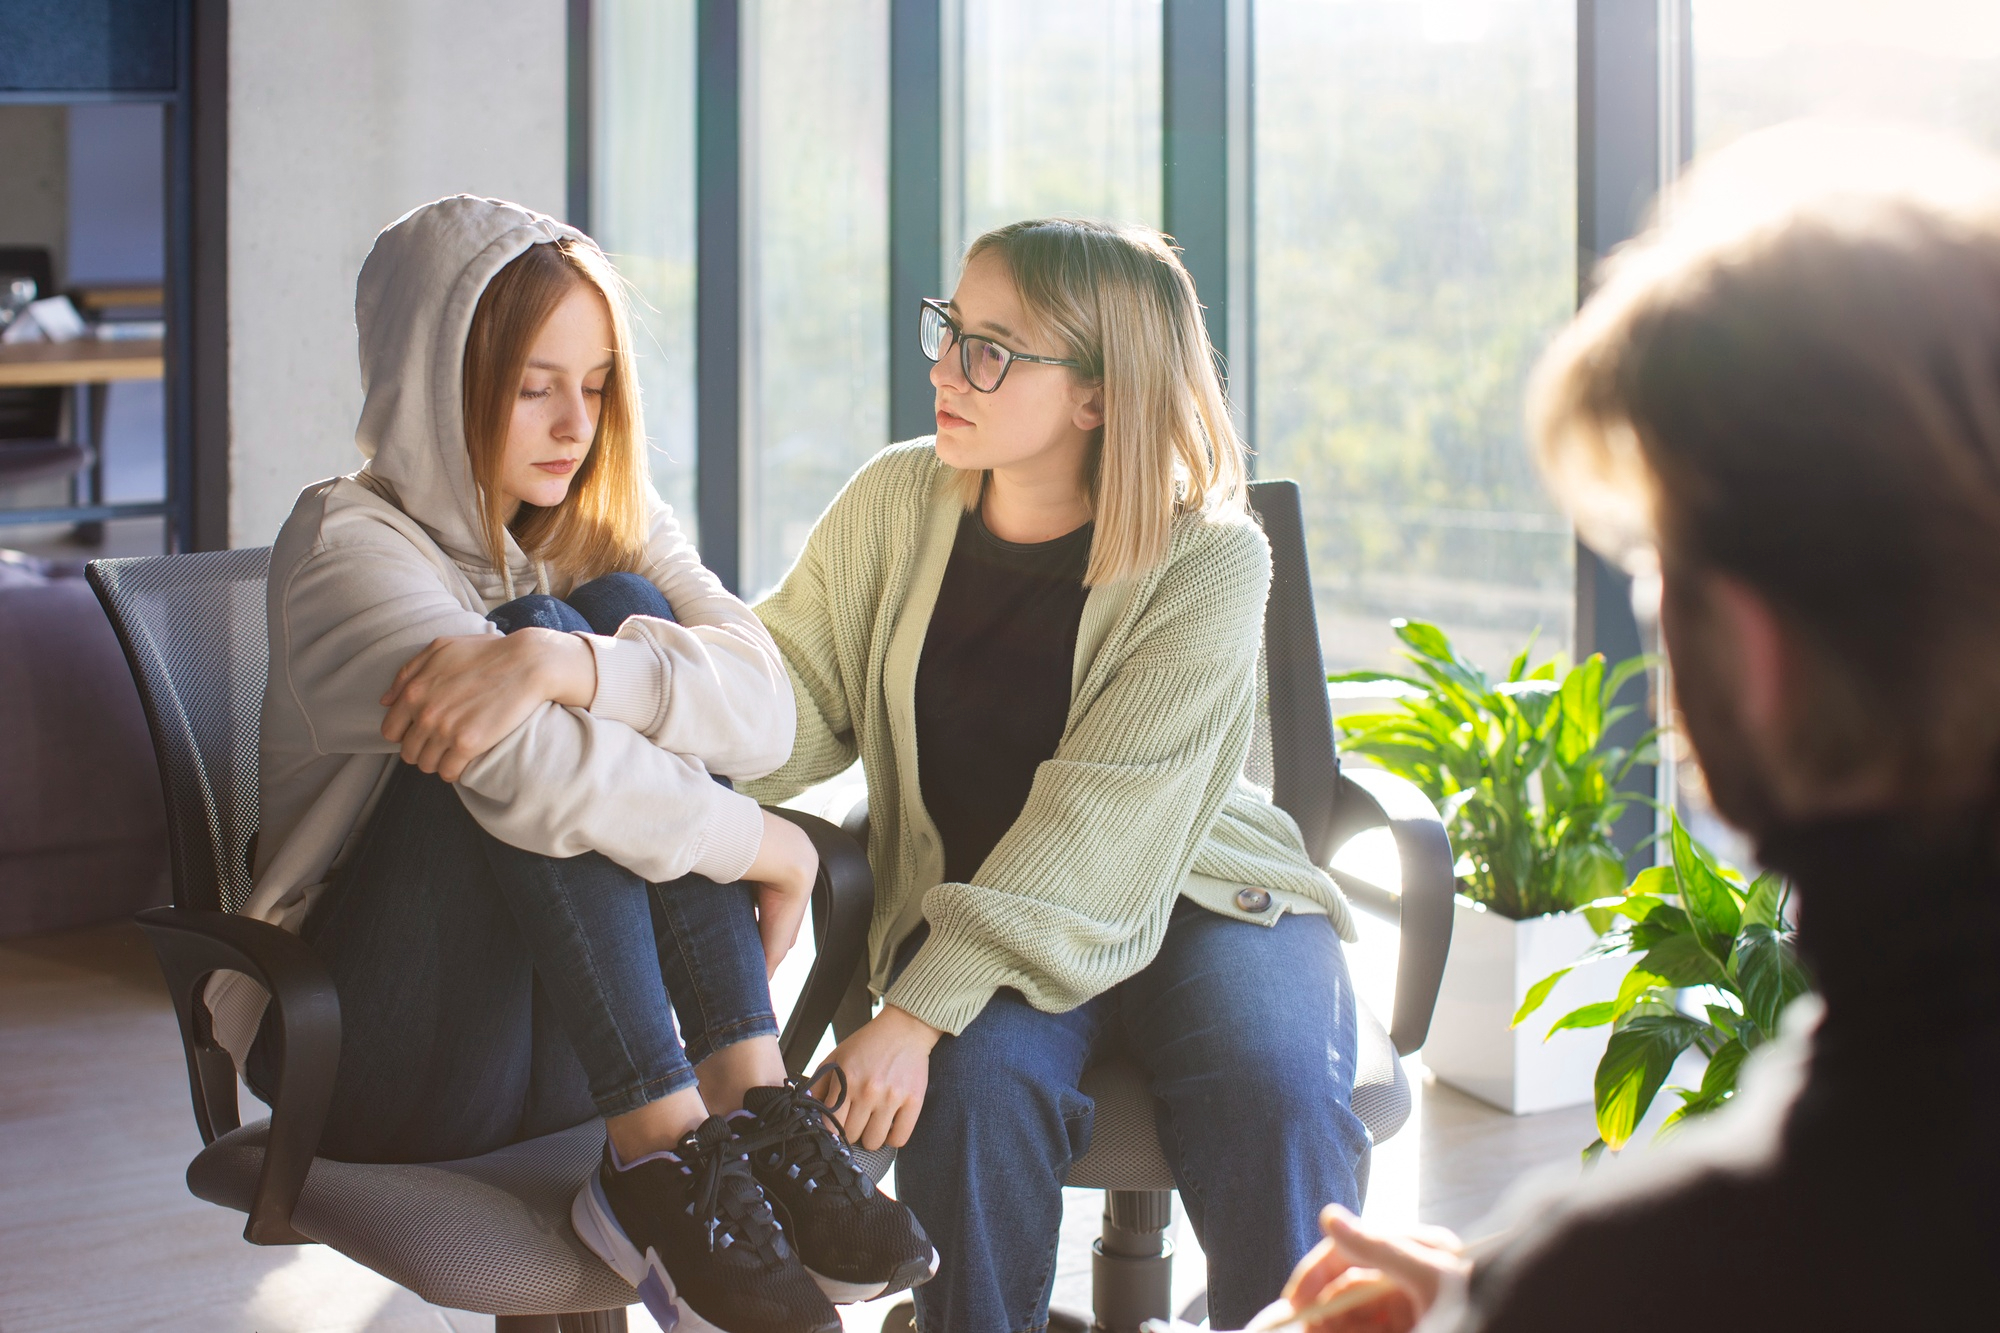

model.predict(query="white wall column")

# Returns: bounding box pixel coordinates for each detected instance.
[227,0,567,546]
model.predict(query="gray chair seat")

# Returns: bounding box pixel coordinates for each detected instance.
[187,1118,635,1317]
[846,999,1409,1195]
[0,440,89,486]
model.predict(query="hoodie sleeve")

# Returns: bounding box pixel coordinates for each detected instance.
[578,500,796,780]
[276,521,767,885]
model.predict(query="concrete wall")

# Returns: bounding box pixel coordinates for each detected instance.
[228,0,567,546]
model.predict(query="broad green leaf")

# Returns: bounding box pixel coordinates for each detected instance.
[1670,815,1742,942]
[1636,933,1730,989]
[1694,1037,1748,1102]
[1734,924,1813,1037]
[1595,1013,1707,1150]
[1613,965,1670,1016]
[1626,865,1677,899]
[1603,653,1653,705]
[1553,654,1606,764]
[1560,843,1628,911]
[1393,620,1489,699]
[1629,903,1695,950]
[1740,873,1786,930]
[1327,670,1427,689]
[1511,967,1572,1027]
[1544,1000,1620,1037]
[1659,1038,1749,1136]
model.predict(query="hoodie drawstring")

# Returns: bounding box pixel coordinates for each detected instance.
[494,557,549,607]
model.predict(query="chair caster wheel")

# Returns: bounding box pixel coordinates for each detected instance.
[1047,1309,1092,1333]
[879,1299,916,1333]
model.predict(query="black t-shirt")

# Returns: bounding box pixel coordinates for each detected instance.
[914,508,1093,885]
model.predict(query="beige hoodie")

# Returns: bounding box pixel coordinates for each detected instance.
[212,197,791,1060]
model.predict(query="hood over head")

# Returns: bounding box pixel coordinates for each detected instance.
[353,195,591,581]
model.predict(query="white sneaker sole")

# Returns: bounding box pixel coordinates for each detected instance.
[807,1246,940,1305]
[572,1175,728,1333]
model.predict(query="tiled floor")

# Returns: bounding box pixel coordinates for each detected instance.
[0,903,1611,1333]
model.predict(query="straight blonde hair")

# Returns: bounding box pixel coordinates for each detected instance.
[955,218,1247,586]
[461,238,649,585]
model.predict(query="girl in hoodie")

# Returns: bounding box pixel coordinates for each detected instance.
[746,218,1370,1332]
[241,197,931,1333]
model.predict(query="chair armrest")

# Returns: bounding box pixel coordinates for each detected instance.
[134,905,339,1245]
[1326,769,1456,1056]
[770,809,877,1076]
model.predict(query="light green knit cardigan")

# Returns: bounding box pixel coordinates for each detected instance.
[746,442,1354,1035]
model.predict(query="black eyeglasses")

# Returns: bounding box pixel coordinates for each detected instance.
[919,297,1082,393]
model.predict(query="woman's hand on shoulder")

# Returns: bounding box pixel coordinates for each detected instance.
[380,628,597,781]
[819,1005,941,1151]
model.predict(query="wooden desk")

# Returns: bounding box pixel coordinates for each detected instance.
[0,339,165,388]
[72,285,166,313]
[0,340,168,536]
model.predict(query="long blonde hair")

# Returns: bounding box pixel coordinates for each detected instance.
[461,238,648,584]
[955,218,1247,586]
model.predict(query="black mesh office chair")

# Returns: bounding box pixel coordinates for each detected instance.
[0,247,91,493]
[832,479,1457,1333]
[86,548,876,1332]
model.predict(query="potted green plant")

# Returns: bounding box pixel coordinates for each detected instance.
[1513,812,1813,1156]
[1332,620,1658,1112]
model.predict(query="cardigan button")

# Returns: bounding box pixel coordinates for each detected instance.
[1234,887,1273,914]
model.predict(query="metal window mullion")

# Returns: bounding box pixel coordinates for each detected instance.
[696,0,744,592]
[1578,0,1682,865]
[890,0,946,443]
[1163,0,1229,360]
[1225,0,1255,447]
[566,0,593,234]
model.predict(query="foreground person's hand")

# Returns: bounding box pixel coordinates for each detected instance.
[1279,1206,1470,1332]
[818,1006,940,1150]
[381,629,596,781]
[742,811,819,976]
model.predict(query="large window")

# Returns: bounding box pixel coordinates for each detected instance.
[1255,0,1577,676]
[592,0,698,529]
[1694,0,2000,153]
[952,0,1163,259]
[742,0,891,597]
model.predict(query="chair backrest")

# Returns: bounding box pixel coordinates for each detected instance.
[87,548,273,914]
[0,246,63,441]
[1245,480,1343,866]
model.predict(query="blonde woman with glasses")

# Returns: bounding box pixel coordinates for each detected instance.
[748,218,1369,1332]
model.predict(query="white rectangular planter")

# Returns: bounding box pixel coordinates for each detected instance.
[1423,898,1633,1115]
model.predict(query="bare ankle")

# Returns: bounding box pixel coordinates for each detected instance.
[605,1086,709,1165]
[694,1035,790,1116]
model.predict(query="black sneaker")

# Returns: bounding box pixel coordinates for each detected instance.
[738,1068,939,1304]
[571,1115,841,1333]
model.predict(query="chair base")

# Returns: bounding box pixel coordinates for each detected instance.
[881,1302,1088,1333]
[495,1312,628,1333]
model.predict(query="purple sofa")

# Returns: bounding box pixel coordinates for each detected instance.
[0,551,169,938]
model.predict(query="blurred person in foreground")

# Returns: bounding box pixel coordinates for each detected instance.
[1277,119,2000,1332]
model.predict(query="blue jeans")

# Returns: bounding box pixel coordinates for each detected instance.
[895,900,1370,1333]
[252,573,776,1164]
